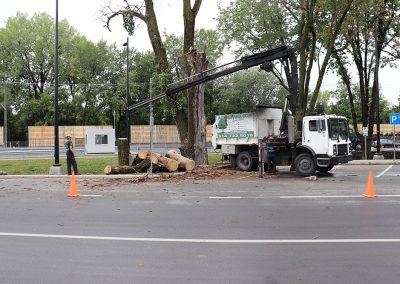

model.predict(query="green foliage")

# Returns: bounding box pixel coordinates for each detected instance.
[0,12,155,141]
[217,0,292,55]
[0,154,223,174]
[209,69,286,118]
[328,84,362,119]
[0,157,118,175]
[123,11,136,36]
[161,29,224,124]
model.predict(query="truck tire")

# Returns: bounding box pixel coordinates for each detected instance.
[293,153,316,176]
[317,164,334,173]
[237,151,254,171]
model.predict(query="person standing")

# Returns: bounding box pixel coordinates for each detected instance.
[65,134,79,175]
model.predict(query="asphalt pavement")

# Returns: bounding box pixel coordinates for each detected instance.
[1,163,400,283]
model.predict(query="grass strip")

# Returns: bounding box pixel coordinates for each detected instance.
[0,153,225,175]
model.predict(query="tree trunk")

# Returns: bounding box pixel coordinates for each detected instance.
[117,138,129,166]
[179,49,208,165]
[104,158,151,174]
[104,165,137,175]
[166,150,195,171]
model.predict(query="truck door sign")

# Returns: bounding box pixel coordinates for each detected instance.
[390,113,400,125]
[215,113,255,138]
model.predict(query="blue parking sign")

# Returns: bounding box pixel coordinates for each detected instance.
[390,113,400,125]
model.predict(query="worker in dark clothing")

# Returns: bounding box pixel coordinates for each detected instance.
[65,134,79,175]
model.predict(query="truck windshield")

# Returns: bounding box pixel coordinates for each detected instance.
[328,118,349,141]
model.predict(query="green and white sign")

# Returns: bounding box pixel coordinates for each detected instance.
[215,113,255,138]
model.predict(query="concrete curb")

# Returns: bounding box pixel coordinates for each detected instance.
[0,172,187,179]
[0,161,399,178]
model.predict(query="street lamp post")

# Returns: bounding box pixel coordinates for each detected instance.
[123,38,131,145]
[49,0,63,174]
[374,21,382,156]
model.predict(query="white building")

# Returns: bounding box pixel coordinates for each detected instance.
[85,128,115,154]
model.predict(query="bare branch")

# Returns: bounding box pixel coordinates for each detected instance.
[100,0,146,32]
[192,0,203,17]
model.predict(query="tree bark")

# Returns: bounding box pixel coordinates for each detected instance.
[131,151,148,166]
[166,150,195,171]
[153,152,179,172]
[117,138,129,166]
[179,50,208,165]
[104,158,151,174]
[104,0,204,163]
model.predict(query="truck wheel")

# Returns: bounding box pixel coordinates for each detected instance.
[317,164,334,173]
[237,151,254,171]
[293,153,316,176]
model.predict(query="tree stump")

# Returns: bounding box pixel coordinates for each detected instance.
[117,138,129,166]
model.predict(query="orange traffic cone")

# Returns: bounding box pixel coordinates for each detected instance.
[363,170,376,198]
[68,172,79,197]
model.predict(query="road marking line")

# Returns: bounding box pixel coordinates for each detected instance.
[208,196,242,199]
[376,165,393,178]
[1,232,400,243]
[79,194,103,197]
[280,195,400,199]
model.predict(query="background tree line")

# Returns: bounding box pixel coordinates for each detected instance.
[1,0,400,159]
[0,11,285,144]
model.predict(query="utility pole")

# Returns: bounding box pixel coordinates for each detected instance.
[374,19,382,156]
[149,78,154,175]
[123,37,131,145]
[2,84,6,148]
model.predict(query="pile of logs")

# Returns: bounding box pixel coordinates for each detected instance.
[104,150,195,175]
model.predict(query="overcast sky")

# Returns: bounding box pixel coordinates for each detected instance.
[1,0,399,106]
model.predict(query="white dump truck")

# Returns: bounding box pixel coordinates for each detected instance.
[212,106,353,176]
[127,45,352,176]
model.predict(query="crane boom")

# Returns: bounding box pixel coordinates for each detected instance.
[127,45,298,115]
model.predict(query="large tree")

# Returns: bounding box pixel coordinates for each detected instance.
[102,0,210,164]
[332,0,400,155]
[218,0,353,124]
[0,12,136,141]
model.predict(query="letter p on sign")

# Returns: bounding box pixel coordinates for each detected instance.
[390,113,400,125]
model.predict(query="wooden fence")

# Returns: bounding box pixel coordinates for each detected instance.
[130,125,213,144]
[28,125,112,147]
[4,123,399,147]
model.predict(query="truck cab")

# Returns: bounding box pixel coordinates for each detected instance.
[292,115,352,175]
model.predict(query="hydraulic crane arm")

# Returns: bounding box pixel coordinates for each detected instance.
[127,45,298,115]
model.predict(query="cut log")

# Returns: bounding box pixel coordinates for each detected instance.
[137,150,147,160]
[131,151,153,166]
[166,150,196,171]
[147,152,159,165]
[133,158,151,173]
[159,156,179,172]
[104,165,137,175]
[131,153,144,166]
[104,158,151,175]
[153,153,179,172]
